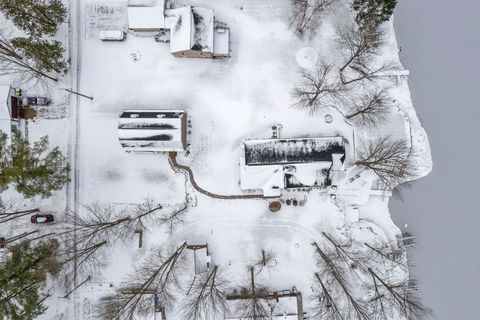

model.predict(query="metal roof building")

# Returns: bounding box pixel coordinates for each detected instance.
[118,110,187,153]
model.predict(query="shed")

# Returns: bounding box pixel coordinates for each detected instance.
[186,244,211,275]
[118,110,187,153]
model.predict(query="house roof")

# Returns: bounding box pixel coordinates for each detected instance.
[0,85,12,137]
[244,137,345,166]
[118,110,186,152]
[127,4,165,30]
[166,6,214,54]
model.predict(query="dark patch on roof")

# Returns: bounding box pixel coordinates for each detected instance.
[120,134,173,141]
[120,111,184,119]
[191,9,210,52]
[118,123,177,130]
[245,139,345,166]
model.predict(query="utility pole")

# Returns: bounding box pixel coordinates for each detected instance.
[62,88,94,100]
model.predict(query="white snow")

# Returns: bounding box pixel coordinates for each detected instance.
[0,0,433,319]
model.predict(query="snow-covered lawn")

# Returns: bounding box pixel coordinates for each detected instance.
[36,0,434,318]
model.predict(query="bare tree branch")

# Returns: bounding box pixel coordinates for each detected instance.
[182,265,229,320]
[99,242,188,320]
[356,137,415,189]
[291,0,334,38]
[292,62,344,113]
[345,88,391,127]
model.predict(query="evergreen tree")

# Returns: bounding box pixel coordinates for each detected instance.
[0,33,65,81]
[352,0,397,29]
[0,130,70,198]
[0,240,61,320]
[11,38,68,75]
[0,0,67,38]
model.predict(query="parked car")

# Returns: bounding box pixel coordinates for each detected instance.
[0,237,5,248]
[99,30,126,41]
[24,96,50,106]
[31,214,54,224]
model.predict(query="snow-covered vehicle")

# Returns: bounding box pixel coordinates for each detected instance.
[99,30,126,41]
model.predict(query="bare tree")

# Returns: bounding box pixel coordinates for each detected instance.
[0,198,39,224]
[99,242,188,320]
[336,24,384,75]
[292,62,343,113]
[312,272,343,320]
[291,0,334,38]
[251,249,278,275]
[368,269,432,320]
[232,267,271,319]
[313,242,371,320]
[345,88,390,127]
[182,266,229,320]
[355,137,415,189]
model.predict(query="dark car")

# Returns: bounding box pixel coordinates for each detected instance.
[26,97,50,106]
[0,237,5,248]
[30,214,54,224]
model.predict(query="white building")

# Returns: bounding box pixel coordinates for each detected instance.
[127,0,166,32]
[118,110,187,153]
[127,4,230,58]
[186,244,212,275]
[240,137,346,196]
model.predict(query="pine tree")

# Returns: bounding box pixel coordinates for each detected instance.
[11,38,68,75]
[0,240,61,320]
[352,0,397,29]
[0,0,67,38]
[0,130,70,198]
[0,33,64,81]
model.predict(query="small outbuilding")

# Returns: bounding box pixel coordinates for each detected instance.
[240,137,346,196]
[118,110,187,153]
[186,244,212,275]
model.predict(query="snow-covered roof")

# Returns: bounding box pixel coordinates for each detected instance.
[244,137,345,166]
[226,295,299,320]
[240,137,346,195]
[0,85,12,137]
[186,245,211,275]
[213,27,230,56]
[118,110,186,152]
[165,6,214,54]
[127,5,165,31]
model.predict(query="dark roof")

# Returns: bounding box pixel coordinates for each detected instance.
[244,138,345,166]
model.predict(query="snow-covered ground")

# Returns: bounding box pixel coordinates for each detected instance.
[0,0,432,319]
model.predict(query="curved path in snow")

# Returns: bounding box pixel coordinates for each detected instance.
[168,152,277,200]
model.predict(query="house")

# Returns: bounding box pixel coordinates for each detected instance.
[186,244,212,275]
[127,4,230,58]
[240,137,346,197]
[0,85,20,138]
[118,110,187,153]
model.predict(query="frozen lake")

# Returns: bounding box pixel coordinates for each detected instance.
[391,0,480,318]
